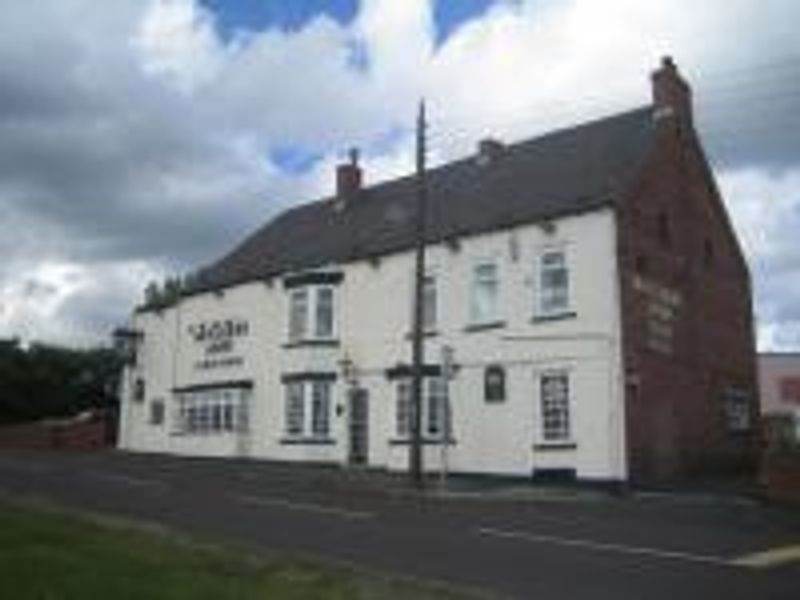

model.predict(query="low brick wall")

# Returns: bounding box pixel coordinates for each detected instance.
[761,452,800,505]
[0,419,110,450]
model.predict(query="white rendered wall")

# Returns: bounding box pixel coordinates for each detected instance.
[119,207,627,480]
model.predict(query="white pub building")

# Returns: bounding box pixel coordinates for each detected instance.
[117,59,759,485]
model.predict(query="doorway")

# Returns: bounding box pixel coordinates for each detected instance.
[348,388,369,466]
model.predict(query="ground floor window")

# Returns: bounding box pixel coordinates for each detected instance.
[395,378,450,439]
[540,371,570,442]
[174,388,250,435]
[722,387,751,432]
[283,380,333,439]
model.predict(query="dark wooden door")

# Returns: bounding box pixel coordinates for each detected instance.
[348,388,369,465]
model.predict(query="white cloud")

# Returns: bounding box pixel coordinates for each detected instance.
[0,0,798,348]
[719,168,800,350]
[135,0,227,92]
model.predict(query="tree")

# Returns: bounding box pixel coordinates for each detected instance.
[0,342,121,425]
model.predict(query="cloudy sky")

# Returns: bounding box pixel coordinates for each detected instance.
[0,0,798,348]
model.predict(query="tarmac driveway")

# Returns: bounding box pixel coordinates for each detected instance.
[1,450,799,599]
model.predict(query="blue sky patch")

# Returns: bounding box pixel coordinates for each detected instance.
[269,144,323,174]
[201,0,358,41]
[433,0,500,45]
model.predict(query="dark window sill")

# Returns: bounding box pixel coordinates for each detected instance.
[389,437,457,446]
[531,311,577,324]
[534,442,577,451]
[279,437,336,446]
[464,320,506,333]
[282,339,340,349]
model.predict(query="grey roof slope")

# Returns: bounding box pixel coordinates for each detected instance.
[189,106,655,294]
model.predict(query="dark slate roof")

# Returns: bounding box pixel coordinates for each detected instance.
[188,106,655,295]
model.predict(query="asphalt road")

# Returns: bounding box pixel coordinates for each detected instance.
[1,450,799,599]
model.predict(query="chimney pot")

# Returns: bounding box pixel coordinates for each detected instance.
[336,147,362,200]
[651,56,693,128]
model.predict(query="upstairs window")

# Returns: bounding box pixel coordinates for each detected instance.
[422,273,437,332]
[703,239,715,269]
[538,249,570,317]
[470,260,499,325]
[315,287,334,339]
[657,212,672,248]
[288,286,336,342]
[288,289,308,342]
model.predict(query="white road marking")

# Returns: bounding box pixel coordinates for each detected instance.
[731,545,800,569]
[233,494,374,520]
[477,526,735,567]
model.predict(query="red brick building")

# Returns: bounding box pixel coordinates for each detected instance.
[618,58,759,483]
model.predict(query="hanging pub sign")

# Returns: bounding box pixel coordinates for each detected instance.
[187,318,249,370]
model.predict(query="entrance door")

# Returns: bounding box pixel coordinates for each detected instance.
[348,388,369,465]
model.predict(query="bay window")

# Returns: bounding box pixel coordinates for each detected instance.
[174,387,250,435]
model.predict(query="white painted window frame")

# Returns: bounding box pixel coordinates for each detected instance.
[288,285,337,343]
[284,380,334,439]
[536,368,573,445]
[535,244,572,318]
[395,377,450,440]
[469,257,501,325]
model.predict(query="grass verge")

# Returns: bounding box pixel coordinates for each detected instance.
[0,501,485,600]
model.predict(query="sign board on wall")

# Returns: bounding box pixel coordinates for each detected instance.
[632,275,682,355]
[187,319,249,371]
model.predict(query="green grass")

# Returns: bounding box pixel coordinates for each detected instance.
[0,502,481,600]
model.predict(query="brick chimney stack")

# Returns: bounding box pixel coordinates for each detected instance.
[336,148,362,200]
[651,56,693,130]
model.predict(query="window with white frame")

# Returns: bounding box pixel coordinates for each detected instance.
[470,260,499,324]
[284,382,305,436]
[283,379,333,438]
[149,399,165,425]
[288,286,336,342]
[538,249,570,317]
[722,387,751,432]
[175,388,250,435]
[310,381,332,437]
[426,377,448,437]
[315,287,334,338]
[396,380,411,437]
[422,273,437,332]
[540,371,571,442]
[395,378,450,439]
[288,289,308,341]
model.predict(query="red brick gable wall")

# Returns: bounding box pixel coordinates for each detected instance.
[616,60,759,484]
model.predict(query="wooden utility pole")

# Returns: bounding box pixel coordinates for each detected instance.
[409,100,427,488]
